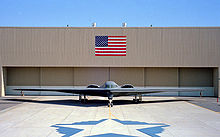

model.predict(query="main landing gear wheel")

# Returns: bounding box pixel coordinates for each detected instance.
[79,94,88,103]
[133,99,140,103]
[133,95,139,103]
[81,99,88,103]
[133,94,142,103]
[108,103,113,107]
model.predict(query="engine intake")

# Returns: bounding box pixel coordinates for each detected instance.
[87,84,100,88]
[121,84,134,88]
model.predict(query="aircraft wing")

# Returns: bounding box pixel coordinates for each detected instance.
[109,87,204,96]
[14,87,204,96]
[14,87,110,96]
[111,87,204,92]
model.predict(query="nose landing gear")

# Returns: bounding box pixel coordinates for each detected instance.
[108,93,114,107]
[108,99,113,107]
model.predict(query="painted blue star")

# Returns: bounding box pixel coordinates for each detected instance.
[51,119,169,137]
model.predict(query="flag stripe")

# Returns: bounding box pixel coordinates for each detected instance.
[108,45,126,47]
[95,48,126,50]
[95,53,126,54]
[95,54,126,56]
[108,44,126,46]
[108,36,126,38]
[96,46,126,49]
[95,51,126,53]
[108,39,127,41]
[108,42,126,44]
[95,50,126,51]
[108,37,127,39]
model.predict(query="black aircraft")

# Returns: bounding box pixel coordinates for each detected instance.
[14,81,203,107]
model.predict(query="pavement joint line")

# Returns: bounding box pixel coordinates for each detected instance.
[46,128,55,137]
[109,106,111,119]
[0,101,24,114]
[0,99,48,136]
[185,101,220,114]
[111,112,119,120]
[46,104,75,137]
[173,97,220,114]
[196,114,220,133]
[88,107,99,136]
[109,106,119,120]
[0,96,38,114]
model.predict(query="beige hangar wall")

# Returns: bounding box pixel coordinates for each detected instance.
[0,27,220,96]
[0,27,220,67]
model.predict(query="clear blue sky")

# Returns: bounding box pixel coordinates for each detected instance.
[0,0,219,27]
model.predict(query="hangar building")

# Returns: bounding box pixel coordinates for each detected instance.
[0,27,219,97]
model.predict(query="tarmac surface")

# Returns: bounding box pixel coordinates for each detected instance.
[0,96,220,137]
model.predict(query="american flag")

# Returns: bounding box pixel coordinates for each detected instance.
[95,36,127,56]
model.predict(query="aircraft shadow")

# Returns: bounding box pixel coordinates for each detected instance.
[4,98,190,107]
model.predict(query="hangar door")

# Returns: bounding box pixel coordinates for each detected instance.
[144,68,214,96]
[6,67,75,95]
[73,67,109,86]
[5,67,214,96]
[179,68,213,96]
[110,67,144,86]
[145,68,178,86]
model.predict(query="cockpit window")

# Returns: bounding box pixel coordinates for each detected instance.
[106,84,110,88]
[111,85,117,88]
[105,84,117,88]
[103,81,119,88]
